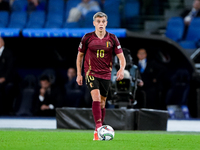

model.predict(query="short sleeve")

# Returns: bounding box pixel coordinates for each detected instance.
[78,34,87,53]
[113,35,123,54]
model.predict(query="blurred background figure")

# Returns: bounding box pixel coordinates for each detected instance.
[181,0,200,26]
[67,0,101,23]
[34,70,64,116]
[64,67,85,107]
[67,67,76,82]
[136,48,166,109]
[181,0,200,38]
[0,37,15,115]
[165,68,191,106]
[76,0,100,17]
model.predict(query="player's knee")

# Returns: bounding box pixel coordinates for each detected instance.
[91,89,101,102]
[100,100,105,109]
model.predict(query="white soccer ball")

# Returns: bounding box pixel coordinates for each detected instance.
[97,125,115,141]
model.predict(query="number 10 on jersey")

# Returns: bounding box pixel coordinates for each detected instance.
[97,50,104,58]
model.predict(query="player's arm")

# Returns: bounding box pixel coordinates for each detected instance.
[76,51,84,86]
[116,53,126,81]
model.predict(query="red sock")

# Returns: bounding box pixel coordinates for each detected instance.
[101,108,106,124]
[92,101,102,131]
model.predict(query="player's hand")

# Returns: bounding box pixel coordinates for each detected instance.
[76,75,83,86]
[116,69,124,81]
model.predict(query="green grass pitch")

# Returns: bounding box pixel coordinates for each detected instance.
[0,129,200,150]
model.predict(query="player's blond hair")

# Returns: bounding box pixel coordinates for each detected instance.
[93,12,108,21]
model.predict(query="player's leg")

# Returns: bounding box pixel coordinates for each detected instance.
[90,89,102,131]
[100,95,106,124]
[86,76,102,140]
[90,89,102,141]
[99,78,111,125]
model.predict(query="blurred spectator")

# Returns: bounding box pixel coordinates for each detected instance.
[25,0,46,14]
[0,37,15,115]
[64,67,84,107]
[67,67,76,82]
[165,68,191,105]
[67,0,101,23]
[120,48,145,108]
[34,74,64,116]
[181,0,200,26]
[0,0,10,11]
[180,0,200,38]
[9,0,15,6]
[136,48,166,109]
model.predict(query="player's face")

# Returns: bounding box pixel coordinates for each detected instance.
[93,17,107,32]
[137,49,147,60]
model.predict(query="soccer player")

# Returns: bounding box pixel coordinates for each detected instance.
[76,12,126,140]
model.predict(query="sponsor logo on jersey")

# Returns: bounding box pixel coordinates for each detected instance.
[79,42,82,49]
[117,45,121,49]
[106,41,111,48]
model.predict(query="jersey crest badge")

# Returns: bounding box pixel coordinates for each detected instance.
[106,41,111,48]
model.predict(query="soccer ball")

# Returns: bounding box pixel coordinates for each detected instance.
[97,125,115,141]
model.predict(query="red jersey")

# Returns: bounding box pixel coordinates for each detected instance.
[78,31,123,80]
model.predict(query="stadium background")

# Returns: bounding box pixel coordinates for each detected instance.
[0,0,200,120]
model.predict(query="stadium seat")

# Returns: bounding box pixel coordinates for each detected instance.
[0,11,9,28]
[11,0,27,12]
[103,0,120,13]
[179,41,197,49]
[103,0,121,28]
[48,0,65,14]
[178,17,200,49]
[165,17,185,42]
[106,13,121,28]
[123,0,140,19]
[45,12,64,28]
[7,11,27,29]
[63,22,80,28]
[26,11,46,28]
[82,11,97,28]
